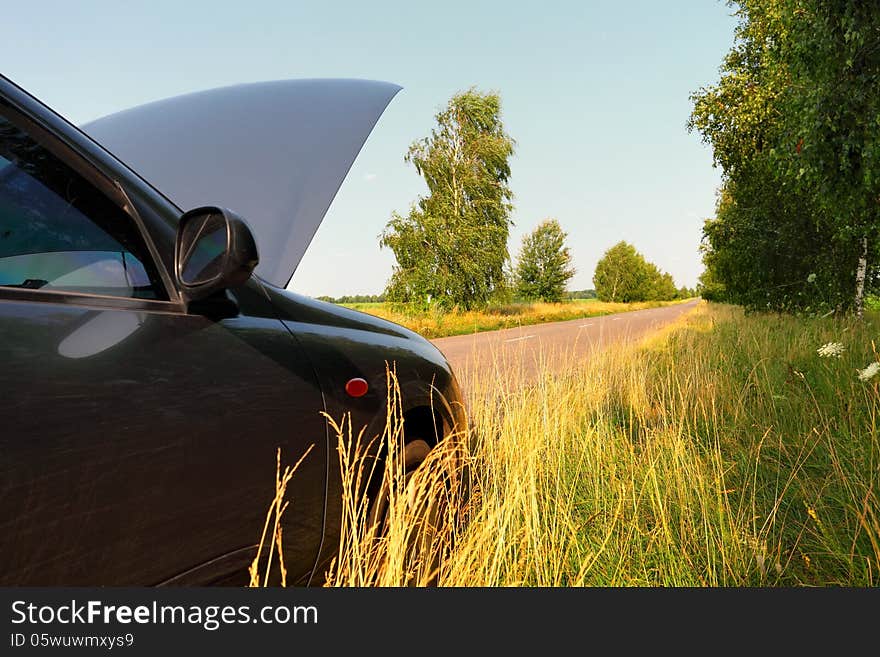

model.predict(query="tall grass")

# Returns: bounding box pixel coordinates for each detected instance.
[255,302,880,586]
[321,369,469,586]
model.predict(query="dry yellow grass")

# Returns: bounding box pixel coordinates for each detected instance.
[253,302,880,586]
[248,446,313,587]
[344,299,693,339]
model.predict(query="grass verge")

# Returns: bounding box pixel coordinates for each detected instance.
[255,302,880,586]
[341,298,694,339]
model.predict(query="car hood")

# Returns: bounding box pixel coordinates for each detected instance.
[81,79,401,288]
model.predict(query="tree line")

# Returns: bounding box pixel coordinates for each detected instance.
[378,89,686,309]
[690,0,879,316]
[594,241,692,302]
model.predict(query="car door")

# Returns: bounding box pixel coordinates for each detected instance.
[0,95,328,585]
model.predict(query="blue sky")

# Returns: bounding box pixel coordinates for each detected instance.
[2,1,738,297]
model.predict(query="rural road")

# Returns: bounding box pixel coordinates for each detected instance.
[431,299,701,384]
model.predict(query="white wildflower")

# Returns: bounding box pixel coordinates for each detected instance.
[817,342,845,358]
[857,362,880,382]
[807,273,817,283]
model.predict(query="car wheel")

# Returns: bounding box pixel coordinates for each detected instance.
[366,437,452,585]
[366,438,432,535]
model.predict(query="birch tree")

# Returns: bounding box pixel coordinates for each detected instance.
[380,89,515,309]
[514,219,575,302]
[690,0,880,314]
[593,241,676,302]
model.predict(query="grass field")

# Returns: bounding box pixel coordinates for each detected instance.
[340,298,692,339]
[255,301,880,586]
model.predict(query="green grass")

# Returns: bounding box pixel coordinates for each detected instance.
[332,302,880,585]
[339,298,693,339]
[256,301,879,586]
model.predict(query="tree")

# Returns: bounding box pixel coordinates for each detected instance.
[514,219,576,302]
[594,242,646,302]
[697,263,727,302]
[593,242,660,303]
[593,241,677,302]
[652,270,678,301]
[783,2,880,316]
[689,0,880,315]
[567,289,597,300]
[380,89,515,310]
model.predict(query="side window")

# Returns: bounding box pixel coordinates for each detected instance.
[0,111,166,300]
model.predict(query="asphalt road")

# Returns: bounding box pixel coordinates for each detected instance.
[431,299,701,384]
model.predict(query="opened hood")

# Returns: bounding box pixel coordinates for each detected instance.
[81,79,401,288]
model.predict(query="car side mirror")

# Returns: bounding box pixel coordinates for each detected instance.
[175,206,259,304]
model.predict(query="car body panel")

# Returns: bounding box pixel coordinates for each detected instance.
[81,79,402,288]
[0,291,327,585]
[261,286,466,578]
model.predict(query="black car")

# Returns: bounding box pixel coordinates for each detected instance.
[0,75,465,585]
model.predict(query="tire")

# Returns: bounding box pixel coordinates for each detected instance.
[366,438,432,536]
[366,437,451,585]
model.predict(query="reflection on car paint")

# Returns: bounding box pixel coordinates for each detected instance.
[57,310,144,359]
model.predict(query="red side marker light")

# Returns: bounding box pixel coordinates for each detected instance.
[345,377,369,398]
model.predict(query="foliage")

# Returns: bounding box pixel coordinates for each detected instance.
[652,269,678,301]
[593,241,678,302]
[593,241,649,302]
[690,0,880,313]
[380,89,515,310]
[514,219,576,302]
[566,289,598,300]
[696,258,726,302]
[260,304,879,586]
